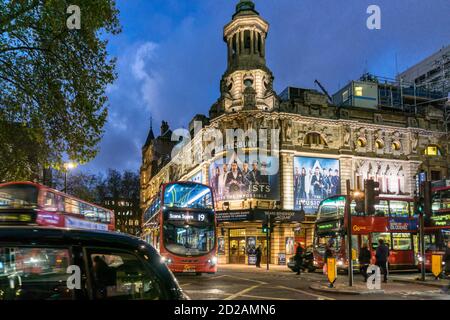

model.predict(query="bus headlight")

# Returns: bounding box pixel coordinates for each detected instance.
[208,256,218,266]
[160,256,172,265]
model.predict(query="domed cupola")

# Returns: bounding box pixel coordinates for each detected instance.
[212,0,278,116]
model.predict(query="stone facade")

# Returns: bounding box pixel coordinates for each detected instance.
[140,0,449,264]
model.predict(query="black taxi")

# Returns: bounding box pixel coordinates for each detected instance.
[0,226,188,300]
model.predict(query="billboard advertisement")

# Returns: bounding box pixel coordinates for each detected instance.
[186,170,202,184]
[293,156,340,214]
[209,156,280,202]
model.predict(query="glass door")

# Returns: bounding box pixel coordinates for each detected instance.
[229,238,246,264]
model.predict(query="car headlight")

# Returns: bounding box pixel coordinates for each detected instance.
[417,255,423,262]
[337,260,344,266]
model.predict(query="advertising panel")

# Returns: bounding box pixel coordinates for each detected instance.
[293,157,341,214]
[186,170,202,184]
[209,156,279,202]
[285,237,294,255]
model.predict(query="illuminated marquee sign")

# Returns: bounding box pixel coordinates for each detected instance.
[431,214,450,227]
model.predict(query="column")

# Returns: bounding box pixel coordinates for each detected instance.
[240,31,244,54]
[281,152,294,210]
[236,32,240,56]
[227,37,232,63]
[250,29,254,54]
[254,31,259,55]
[261,36,265,57]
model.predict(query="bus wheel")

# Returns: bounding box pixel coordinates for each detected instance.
[196,272,202,276]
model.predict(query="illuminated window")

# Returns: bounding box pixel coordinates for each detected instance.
[391,141,401,151]
[356,138,367,148]
[424,145,441,156]
[229,229,246,237]
[354,86,363,96]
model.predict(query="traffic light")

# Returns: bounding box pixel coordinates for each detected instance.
[414,196,424,215]
[364,179,380,215]
[262,223,269,234]
[415,181,432,216]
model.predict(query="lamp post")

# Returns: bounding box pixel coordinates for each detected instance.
[63,162,77,193]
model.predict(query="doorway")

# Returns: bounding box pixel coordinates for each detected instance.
[229,238,246,264]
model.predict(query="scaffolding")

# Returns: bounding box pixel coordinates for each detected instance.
[358,73,447,115]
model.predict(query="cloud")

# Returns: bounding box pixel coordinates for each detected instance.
[79,0,450,175]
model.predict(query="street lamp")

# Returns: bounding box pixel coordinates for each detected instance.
[63,161,77,193]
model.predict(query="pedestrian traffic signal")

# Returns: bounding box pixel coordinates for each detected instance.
[364,179,380,215]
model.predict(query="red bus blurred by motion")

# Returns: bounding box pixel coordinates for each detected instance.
[314,194,418,272]
[418,180,450,271]
[142,182,217,275]
[0,181,114,231]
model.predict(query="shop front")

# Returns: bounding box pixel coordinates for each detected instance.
[215,209,305,265]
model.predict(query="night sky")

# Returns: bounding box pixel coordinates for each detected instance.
[78,0,450,175]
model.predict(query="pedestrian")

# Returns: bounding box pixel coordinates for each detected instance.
[255,245,262,268]
[375,239,389,283]
[359,242,371,282]
[294,243,304,275]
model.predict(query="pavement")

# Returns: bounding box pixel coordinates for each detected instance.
[175,264,450,300]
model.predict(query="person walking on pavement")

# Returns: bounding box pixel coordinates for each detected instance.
[375,239,389,283]
[255,245,262,268]
[359,242,371,282]
[294,243,304,275]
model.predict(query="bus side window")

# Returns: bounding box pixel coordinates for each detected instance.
[374,200,389,217]
[44,192,57,211]
[57,195,65,212]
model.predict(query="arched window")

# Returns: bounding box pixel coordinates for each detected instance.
[258,33,262,53]
[232,34,237,55]
[424,144,442,156]
[244,30,251,51]
[304,132,327,147]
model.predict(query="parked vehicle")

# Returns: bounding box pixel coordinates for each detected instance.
[0,226,188,300]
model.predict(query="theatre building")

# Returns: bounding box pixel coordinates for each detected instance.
[140,0,449,265]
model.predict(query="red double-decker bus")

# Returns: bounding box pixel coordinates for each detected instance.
[0,181,114,231]
[142,182,217,275]
[418,180,450,271]
[313,195,417,271]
